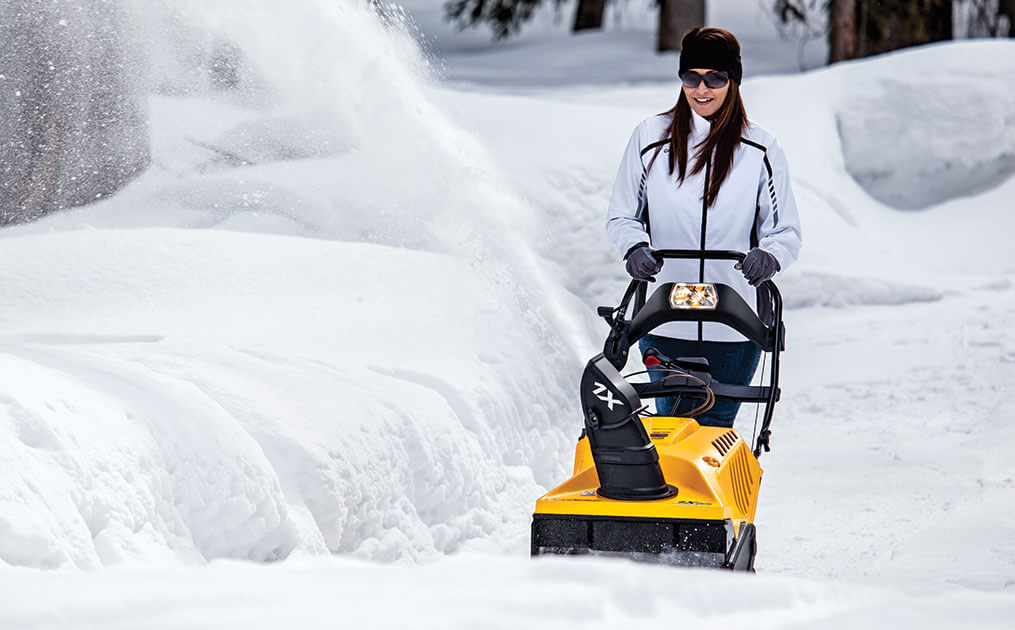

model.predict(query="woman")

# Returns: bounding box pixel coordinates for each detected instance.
[605,27,802,427]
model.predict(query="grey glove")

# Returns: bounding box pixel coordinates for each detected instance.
[625,244,663,280]
[741,248,780,286]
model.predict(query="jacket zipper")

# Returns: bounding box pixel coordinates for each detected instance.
[698,153,712,342]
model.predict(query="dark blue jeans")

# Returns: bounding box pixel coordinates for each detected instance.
[638,334,762,428]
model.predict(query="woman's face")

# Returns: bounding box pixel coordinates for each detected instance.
[682,67,729,119]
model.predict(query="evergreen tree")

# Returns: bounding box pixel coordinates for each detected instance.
[855,0,952,57]
[445,0,706,49]
[776,0,954,64]
[444,0,567,40]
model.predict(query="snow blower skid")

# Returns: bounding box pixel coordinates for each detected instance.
[531,249,783,570]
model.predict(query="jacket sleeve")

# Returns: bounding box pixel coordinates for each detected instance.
[756,137,802,271]
[605,124,651,259]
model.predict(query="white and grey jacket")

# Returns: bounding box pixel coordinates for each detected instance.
[606,110,802,342]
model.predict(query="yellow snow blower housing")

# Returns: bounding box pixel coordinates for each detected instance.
[531,250,784,570]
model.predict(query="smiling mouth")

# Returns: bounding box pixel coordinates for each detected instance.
[694,97,714,104]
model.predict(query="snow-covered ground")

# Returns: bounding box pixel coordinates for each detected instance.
[2,0,1015,626]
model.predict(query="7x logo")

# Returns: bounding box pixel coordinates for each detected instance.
[592,382,624,411]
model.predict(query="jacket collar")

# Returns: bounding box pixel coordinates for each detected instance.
[690,109,711,141]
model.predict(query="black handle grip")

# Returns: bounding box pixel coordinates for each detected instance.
[651,248,747,263]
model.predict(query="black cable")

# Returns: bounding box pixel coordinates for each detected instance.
[624,366,714,418]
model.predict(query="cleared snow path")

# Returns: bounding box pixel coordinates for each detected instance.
[3,555,1015,630]
[769,287,1015,590]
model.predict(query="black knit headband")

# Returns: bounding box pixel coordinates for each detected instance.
[679,38,743,84]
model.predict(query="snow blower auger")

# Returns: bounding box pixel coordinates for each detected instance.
[531,250,784,570]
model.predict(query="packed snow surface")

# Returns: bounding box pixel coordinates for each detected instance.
[2,0,1015,627]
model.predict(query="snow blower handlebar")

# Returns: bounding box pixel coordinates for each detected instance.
[632,349,780,404]
[600,249,784,458]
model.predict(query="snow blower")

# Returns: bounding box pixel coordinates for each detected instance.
[531,250,784,570]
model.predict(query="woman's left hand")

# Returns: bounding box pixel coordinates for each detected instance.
[741,248,780,286]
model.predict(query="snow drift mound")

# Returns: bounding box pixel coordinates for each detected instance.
[832,41,1015,210]
[0,227,587,569]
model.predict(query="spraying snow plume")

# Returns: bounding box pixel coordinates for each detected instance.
[0,0,149,224]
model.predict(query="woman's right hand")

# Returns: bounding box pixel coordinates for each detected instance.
[625,245,663,281]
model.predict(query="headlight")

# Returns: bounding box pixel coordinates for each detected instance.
[669,283,718,310]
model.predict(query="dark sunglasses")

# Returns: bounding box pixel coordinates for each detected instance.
[679,70,730,89]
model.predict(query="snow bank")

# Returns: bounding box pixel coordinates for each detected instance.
[777,271,941,309]
[0,228,587,567]
[826,42,1015,210]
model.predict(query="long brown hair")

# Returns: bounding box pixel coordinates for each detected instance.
[665,29,748,209]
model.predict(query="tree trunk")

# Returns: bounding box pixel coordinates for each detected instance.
[0,0,149,225]
[573,0,606,32]
[999,0,1015,36]
[828,0,857,63]
[657,0,705,52]
[856,0,953,58]
[923,0,953,41]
